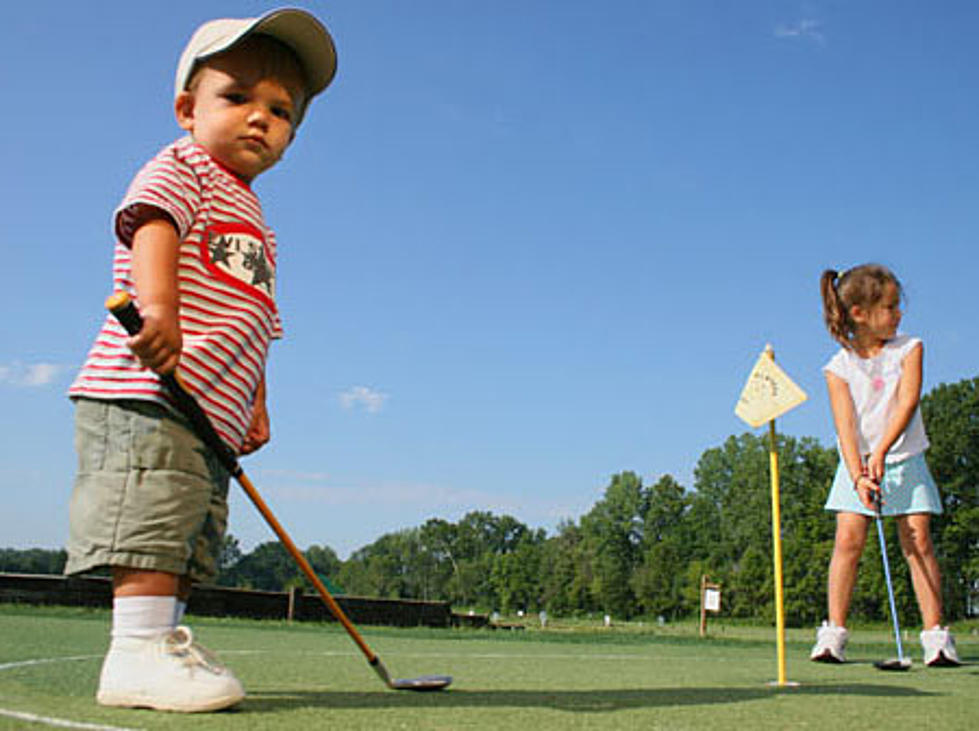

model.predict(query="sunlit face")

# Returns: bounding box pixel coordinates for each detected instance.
[852,282,902,344]
[176,46,305,182]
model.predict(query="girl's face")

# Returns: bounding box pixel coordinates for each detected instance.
[851,282,902,344]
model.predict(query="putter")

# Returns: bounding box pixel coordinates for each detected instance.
[871,489,911,671]
[106,292,452,692]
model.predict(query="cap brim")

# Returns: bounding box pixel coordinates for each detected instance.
[249,9,337,97]
[175,9,337,102]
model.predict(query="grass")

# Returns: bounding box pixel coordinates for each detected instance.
[1,605,977,729]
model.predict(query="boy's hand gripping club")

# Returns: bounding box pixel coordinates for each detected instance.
[105,292,451,692]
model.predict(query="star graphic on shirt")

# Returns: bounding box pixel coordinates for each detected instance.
[242,243,273,293]
[209,233,233,266]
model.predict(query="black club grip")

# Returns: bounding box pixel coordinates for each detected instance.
[105,291,145,336]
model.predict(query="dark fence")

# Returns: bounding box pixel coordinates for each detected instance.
[0,573,455,628]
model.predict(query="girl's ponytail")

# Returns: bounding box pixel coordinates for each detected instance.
[821,269,851,348]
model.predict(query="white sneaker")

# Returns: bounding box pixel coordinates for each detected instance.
[97,625,245,712]
[810,621,848,663]
[920,626,962,667]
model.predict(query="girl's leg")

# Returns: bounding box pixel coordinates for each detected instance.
[827,512,871,626]
[896,514,942,628]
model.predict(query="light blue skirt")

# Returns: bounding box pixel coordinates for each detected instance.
[824,452,943,517]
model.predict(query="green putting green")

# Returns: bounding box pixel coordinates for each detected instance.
[1,605,976,730]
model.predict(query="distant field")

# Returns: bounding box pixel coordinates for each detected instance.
[1,605,977,730]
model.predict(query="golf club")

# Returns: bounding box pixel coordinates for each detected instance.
[871,488,911,671]
[106,292,452,692]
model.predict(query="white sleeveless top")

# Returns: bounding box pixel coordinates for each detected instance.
[823,334,929,462]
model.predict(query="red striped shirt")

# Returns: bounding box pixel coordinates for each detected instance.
[70,136,283,452]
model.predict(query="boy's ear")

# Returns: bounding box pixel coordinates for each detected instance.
[175,91,196,132]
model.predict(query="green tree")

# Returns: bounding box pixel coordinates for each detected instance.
[693,432,837,625]
[490,531,545,614]
[680,492,723,566]
[337,512,539,608]
[304,544,344,594]
[419,518,462,602]
[642,475,688,545]
[231,541,299,591]
[777,436,838,626]
[631,475,692,618]
[694,434,772,566]
[215,539,343,593]
[340,531,413,599]
[632,538,687,618]
[215,534,243,586]
[452,511,536,609]
[538,521,595,615]
[0,548,67,574]
[921,377,979,620]
[580,471,647,617]
[728,545,771,619]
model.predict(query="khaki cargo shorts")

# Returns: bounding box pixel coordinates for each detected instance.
[66,398,230,583]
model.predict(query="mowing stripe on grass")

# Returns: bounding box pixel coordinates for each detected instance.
[0,707,141,731]
[225,648,737,664]
[291,649,733,662]
[0,656,101,672]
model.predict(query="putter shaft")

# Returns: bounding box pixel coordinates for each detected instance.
[874,490,906,663]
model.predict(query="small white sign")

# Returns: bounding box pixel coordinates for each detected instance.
[704,588,721,613]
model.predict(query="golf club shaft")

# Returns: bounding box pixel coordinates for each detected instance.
[874,494,905,660]
[105,292,386,673]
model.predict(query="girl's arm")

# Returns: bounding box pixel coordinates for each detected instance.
[128,218,182,375]
[866,342,923,482]
[826,370,877,510]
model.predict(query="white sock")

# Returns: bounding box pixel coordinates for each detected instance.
[174,599,188,625]
[111,596,177,640]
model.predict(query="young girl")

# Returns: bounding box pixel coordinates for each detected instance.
[810,264,960,666]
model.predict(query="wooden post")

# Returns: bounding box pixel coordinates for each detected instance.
[700,575,721,637]
[287,585,302,622]
[700,575,708,637]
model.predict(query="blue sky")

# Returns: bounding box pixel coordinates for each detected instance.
[3,1,977,559]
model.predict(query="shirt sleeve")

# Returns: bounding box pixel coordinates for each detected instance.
[896,334,922,360]
[113,143,202,247]
[823,348,849,380]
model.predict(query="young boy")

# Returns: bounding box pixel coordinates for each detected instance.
[66,9,337,712]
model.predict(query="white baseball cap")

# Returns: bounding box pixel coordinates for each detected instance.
[175,8,337,121]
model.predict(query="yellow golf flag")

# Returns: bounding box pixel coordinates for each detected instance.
[735,347,807,428]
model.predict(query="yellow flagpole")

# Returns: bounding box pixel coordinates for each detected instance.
[765,347,788,687]
[735,344,804,687]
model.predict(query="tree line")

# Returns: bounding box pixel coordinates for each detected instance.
[4,378,977,625]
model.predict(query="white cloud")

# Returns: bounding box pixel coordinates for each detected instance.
[338,385,388,414]
[774,19,825,44]
[0,361,68,387]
